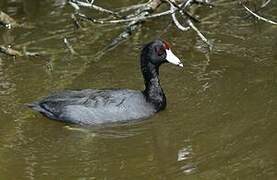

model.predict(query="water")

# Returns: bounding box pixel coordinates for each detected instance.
[0,0,276,179]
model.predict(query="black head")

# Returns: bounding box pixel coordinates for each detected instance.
[141,39,183,67]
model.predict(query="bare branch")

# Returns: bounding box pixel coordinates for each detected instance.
[167,0,200,23]
[76,10,172,24]
[194,0,214,7]
[261,0,272,8]
[22,47,42,57]
[168,1,190,31]
[0,46,23,56]
[244,0,272,19]
[68,0,214,58]
[0,45,44,57]
[71,13,82,28]
[64,38,77,55]
[167,0,211,47]
[172,13,190,31]
[183,0,194,10]
[187,19,212,48]
[92,0,165,57]
[68,1,80,11]
[242,3,277,25]
[69,0,119,17]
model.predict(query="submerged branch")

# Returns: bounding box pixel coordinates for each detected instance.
[71,13,82,29]
[0,46,23,56]
[187,19,212,48]
[0,45,43,57]
[64,38,77,55]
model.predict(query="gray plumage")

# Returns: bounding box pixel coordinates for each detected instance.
[28,89,156,125]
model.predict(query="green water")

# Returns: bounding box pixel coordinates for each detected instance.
[0,0,276,179]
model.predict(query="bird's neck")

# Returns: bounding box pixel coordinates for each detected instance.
[141,58,166,112]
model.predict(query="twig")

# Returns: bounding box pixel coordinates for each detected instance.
[71,0,94,7]
[68,0,213,58]
[261,0,271,9]
[22,47,42,57]
[76,10,172,24]
[0,45,44,57]
[0,46,23,56]
[194,0,214,7]
[24,51,41,57]
[93,0,165,58]
[69,0,119,17]
[94,21,143,60]
[244,0,271,19]
[187,19,212,48]
[172,13,190,31]
[68,1,80,11]
[90,4,119,17]
[168,1,190,31]
[167,0,200,23]
[242,3,277,25]
[167,0,210,47]
[64,38,77,55]
[75,0,203,25]
[71,13,82,28]
[183,0,194,9]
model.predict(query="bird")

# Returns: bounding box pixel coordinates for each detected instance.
[28,39,183,125]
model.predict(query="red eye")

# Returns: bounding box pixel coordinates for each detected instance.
[163,41,170,50]
[155,47,164,56]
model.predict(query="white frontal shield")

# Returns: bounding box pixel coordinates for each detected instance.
[165,49,183,67]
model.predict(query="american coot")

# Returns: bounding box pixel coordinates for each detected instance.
[28,39,183,125]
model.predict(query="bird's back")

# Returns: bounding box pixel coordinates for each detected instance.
[28,89,156,125]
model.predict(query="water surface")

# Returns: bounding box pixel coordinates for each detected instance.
[0,0,276,179]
